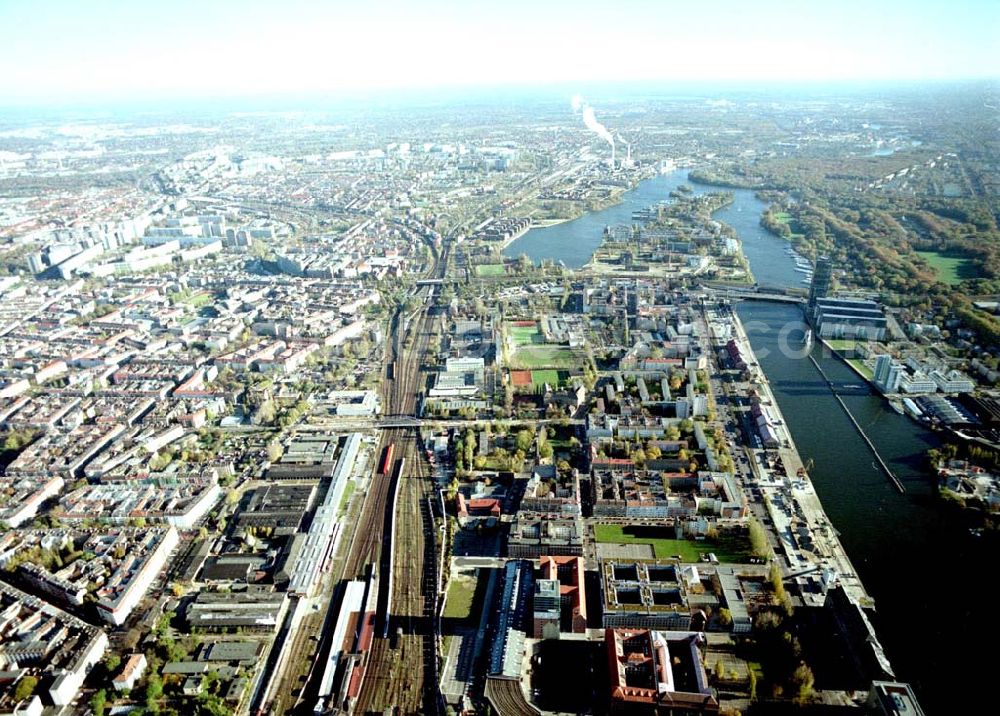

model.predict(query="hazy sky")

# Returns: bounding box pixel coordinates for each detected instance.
[1,0,997,104]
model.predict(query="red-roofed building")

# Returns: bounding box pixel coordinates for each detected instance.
[539,555,587,634]
[113,653,147,692]
[456,493,502,525]
[590,453,636,471]
[724,339,747,372]
[346,661,364,699]
[606,628,718,714]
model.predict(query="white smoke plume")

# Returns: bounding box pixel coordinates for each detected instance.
[582,106,614,147]
[572,95,615,157]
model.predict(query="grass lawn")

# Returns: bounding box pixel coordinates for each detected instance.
[916,250,981,286]
[824,339,858,353]
[593,524,751,563]
[772,212,806,240]
[509,324,542,346]
[338,480,355,516]
[531,369,562,388]
[475,263,506,277]
[512,345,579,369]
[187,292,213,307]
[847,359,874,381]
[443,576,476,620]
[825,339,874,378]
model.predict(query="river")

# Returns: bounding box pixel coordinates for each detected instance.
[738,303,993,714]
[504,168,809,289]
[504,169,995,713]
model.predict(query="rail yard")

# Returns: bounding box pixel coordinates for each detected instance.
[257,246,446,716]
[354,291,442,715]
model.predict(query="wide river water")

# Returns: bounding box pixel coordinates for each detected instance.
[505,169,995,713]
[504,168,803,288]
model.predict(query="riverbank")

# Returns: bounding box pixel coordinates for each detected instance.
[499,225,532,251]
[576,186,753,283]
[526,188,631,230]
[505,170,706,268]
[687,168,762,189]
[735,301,1000,713]
[818,338,937,431]
[728,310,874,606]
[528,218,571,228]
[808,349,907,494]
[819,338,876,382]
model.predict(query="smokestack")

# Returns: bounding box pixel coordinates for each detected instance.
[611,143,616,169]
[615,132,632,167]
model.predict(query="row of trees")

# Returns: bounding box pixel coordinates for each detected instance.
[751,610,815,703]
[456,426,557,475]
[930,441,1000,472]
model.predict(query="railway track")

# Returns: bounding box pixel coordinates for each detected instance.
[355,433,439,714]
[485,678,540,716]
[252,236,449,716]
[354,300,441,714]
[341,285,430,582]
[281,243,446,715]
[271,602,323,714]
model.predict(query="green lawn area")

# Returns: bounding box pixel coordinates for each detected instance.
[475,263,506,277]
[847,359,874,381]
[916,250,982,286]
[530,369,562,388]
[443,576,476,620]
[509,324,542,346]
[511,345,580,369]
[170,291,213,307]
[772,212,805,239]
[338,480,355,516]
[824,339,858,352]
[594,524,751,563]
[825,340,874,378]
